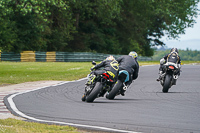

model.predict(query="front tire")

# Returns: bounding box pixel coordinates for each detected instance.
[106,80,123,100]
[86,82,102,102]
[162,74,172,93]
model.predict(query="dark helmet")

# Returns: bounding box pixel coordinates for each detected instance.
[170,48,179,53]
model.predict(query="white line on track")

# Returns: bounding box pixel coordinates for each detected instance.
[7,77,141,133]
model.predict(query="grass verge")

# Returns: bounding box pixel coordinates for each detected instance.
[0,118,79,133]
[0,61,199,85]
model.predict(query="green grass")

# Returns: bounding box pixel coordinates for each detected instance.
[0,61,199,85]
[180,60,200,64]
[0,118,79,133]
[0,62,92,85]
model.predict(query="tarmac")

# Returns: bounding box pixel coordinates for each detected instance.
[0,81,64,120]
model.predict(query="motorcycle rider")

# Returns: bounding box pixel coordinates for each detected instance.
[115,51,139,96]
[157,48,181,81]
[89,55,119,96]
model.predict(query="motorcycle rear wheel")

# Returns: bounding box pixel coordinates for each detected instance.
[86,82,102,102]
[106,80,123,100]
[162,74,172,93]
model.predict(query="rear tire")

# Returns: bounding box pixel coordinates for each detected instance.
[86,82,102,102]
[162,74,172,93]
[106,80,123,100]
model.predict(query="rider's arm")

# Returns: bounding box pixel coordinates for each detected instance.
[116,56,123,63]
[178,56,181,64]
[93,60,105,70]
[132,62,139,80]
[163,54,169,60]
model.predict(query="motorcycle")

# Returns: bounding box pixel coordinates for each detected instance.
[159,62,180,93]
[81,61,116,102]
[106,70,130,99]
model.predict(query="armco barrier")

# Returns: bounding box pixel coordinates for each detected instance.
[0,51,152,62]
[21,51,35,62]
[46,52,56,62]
[0,52,21,61]
[36,51,46,62]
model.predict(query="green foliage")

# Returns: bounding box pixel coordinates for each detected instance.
[152,49,200,61]
[114,0,199,56]
[0,19,17,51]
[0,0,199,56]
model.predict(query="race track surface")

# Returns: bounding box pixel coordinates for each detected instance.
[5,65,200,133]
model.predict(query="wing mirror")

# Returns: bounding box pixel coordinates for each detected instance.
[92,61,96,65]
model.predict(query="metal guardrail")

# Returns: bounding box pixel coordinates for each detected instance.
[0,51,152,62]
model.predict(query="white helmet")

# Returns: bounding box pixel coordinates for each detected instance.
[106,55,115,61]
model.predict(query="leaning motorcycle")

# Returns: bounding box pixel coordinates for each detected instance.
[81,61,116,102]
[159,62,180,93]
[106,70,130,100]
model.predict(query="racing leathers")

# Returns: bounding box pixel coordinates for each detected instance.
[89,59,119,97]
[159,51,181,72]
[116,55,139,88]
[157,51,181,81]
[91,59,119,82]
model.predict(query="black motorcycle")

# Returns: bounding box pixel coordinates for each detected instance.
[106,70,130,99]
[82,61,116,102]
[159,62,180,93]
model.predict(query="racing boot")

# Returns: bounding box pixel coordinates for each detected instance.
[120,84,127,96]
[156,71,163,81]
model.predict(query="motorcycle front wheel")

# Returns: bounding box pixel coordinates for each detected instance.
[86,82,103,102]
[162,74,172,93]
[106,80,123,100]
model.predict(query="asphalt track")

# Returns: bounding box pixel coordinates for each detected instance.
[5,65,200,133]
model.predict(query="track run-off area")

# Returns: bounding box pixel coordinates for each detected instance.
[4,65,200,133]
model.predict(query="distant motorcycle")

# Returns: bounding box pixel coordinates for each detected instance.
[82,61,116,102]
[159,62,180,93]
[106,70,130,99]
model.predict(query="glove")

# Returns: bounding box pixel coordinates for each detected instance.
[160,58,165,64]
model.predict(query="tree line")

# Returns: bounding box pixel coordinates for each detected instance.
[0,0,199,56]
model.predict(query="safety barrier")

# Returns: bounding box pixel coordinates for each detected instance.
[0,51,152,62]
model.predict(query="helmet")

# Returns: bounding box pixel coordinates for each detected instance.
[129,51,138,60]
[106,55,115,61]
[170,48,179,53]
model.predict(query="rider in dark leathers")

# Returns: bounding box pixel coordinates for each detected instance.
[90,55,119,82]
[116,51,139,95]
[89,55,119,97]
[157,48,181,81]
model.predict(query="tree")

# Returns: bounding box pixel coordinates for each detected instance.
[0,0,199,56]
[66,0,123,53]
[113,0,199,56]
[0,0,74,52]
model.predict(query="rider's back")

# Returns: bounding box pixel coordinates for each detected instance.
[117,55,139,75]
